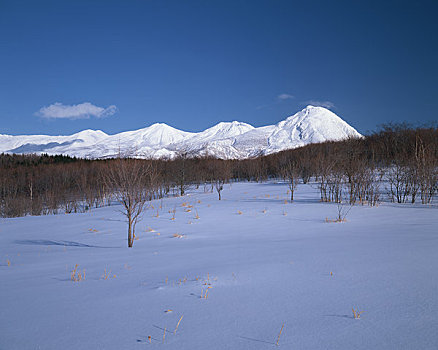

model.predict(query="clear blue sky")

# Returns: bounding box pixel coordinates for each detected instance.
[0,0,437,136]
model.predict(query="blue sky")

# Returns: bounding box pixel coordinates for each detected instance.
[0,0,437,136]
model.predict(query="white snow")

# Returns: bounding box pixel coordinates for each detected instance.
[266,106,362,154]
[1,182,437,349]
[0,106,362,159]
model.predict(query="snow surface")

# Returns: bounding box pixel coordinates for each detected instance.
[1,182,437,349]
[0,106,362,159]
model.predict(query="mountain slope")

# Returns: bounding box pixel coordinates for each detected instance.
[265,105,362,154]
[0,106,362,159]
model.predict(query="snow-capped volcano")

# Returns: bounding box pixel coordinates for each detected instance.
[0,106,362,159]
[265,105,361,154]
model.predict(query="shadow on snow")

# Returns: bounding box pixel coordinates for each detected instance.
[14,239,119,249]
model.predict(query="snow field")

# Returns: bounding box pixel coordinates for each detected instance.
[1,182,437,349]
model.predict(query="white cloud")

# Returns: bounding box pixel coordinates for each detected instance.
[36,102,118,120]
[304,100,335,109]
[277,93,295,100]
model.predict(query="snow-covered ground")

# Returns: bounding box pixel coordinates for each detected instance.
[1,182,437,349]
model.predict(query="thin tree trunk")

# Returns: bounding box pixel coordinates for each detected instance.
[128,215,133,248]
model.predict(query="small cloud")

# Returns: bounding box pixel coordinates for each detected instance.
[277,93,295,100]
[304,100,335,109]
[256,93,294,110]
[36,102,118,120]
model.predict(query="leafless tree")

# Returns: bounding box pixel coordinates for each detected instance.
[211,160,232,200]
[281,160,299,201]
[173,152,191,196]
[103,159,156,248]
[335,201,353,222]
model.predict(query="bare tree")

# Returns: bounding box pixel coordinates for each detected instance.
[281,160,299,201]
[172,152,191,196]
[316,154,334,202]
[104,159,156,248]
[335,201,353,222]
[207,159,232,200]
[211,160,232,200]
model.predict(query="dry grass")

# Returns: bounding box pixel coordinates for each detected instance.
[71,264,85,282]
[200,273,213,298]
[352,307,364,319]
[200,287,212,299]
[276,323,284,346]
[174,315,184,334]
[162,327,167,343]
[325,217,347,223]
[7,259,11,267]
[172,233,185,238]
[102,268,110,280]
[194,209,200,219]
[170,207,176,220]
[102,268,116,280]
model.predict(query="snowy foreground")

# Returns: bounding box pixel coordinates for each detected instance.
[1,182,437,349]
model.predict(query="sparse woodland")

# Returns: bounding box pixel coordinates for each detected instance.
[1,124,437,219]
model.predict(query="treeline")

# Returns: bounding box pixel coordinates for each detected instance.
[255,123,438,205]
[0,153,83,167]
[1,124,437,217]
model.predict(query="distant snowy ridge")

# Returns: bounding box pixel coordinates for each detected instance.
[0,106,362,159]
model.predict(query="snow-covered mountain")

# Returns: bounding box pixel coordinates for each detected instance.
[0,106,362,159]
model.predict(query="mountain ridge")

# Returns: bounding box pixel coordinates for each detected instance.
[0,106,362,159]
